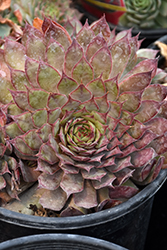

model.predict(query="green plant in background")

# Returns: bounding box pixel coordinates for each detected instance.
[12,0,82,25]
[0,0,82,38]
[0,16,167,216]
[119,0,167,29]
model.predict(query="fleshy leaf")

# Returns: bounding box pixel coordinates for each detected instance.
[48,93,68,109]
[70,84,91,102]
[64,39,83,76]
[44,19,72,50]
[135,131,157,150]
[37,144,59,164]
[145,117,167,136]
[128,119,146,139]
[10,69,31,91]
[10,89,32,111]
[4,39,26,71]
[26,34,46,61]
[135,100,160,123]
[60,197,86,217]
[90,46,112,80]
[0,176,6,190]
[28,89,49,109]
[110,35,131,79]
[142,84,167,102]
[0,77,14,104]
[76,20,94,50]
[21,130,43,150]
[108,101,122,119]
[104,76,119,101]
[37,123,52,142]
[5,122,24,138]
[80,96,99,112]
[19,160,40,182]
[38,170,63,190]
[22,23,44,46]
[39,187,67,211]
[86,77,106,97]
[109,179,139,199]
[131,148,157,168]
[95,94,109,113]
[12,112,34,132]
[37,159,60,175]
[132,157,164,185]
[72,57,94,85]
[92,172,116,189]
[11,137,36,156]
[150,132,167,155]
[60,172,84,197]
[74,180,97,209]
[118,91,142,112]
[48,108,61,124]
[123,58,158,80]
[119,71,152,94]
[57,73,78,96]
[62,96,81,112]
[81,168,106,181]
[32,109,47,127]
[114,168,135,185]
[46,39,65,73]
[86,33,107,61]
[119,132,136,149]
[37,61,61,92]
[25,57,39,88]
[90,15,111,41]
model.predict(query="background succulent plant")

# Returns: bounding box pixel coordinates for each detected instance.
[0,16,167,216]
[119,0,167,29]
[0,0,82,38]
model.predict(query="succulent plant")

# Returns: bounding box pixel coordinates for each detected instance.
[119,0,167,29]
[12,0,82,26]
[0,0,82,39]
[0,16,167,216]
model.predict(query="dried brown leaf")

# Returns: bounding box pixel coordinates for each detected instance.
[14,9,23,24]
[0,15,23,37]
[155,41,167,66]
[0,0,11,11]
[33,17,43,32]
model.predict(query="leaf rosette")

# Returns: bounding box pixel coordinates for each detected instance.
[0,16,167,215]
[119,0,167,29]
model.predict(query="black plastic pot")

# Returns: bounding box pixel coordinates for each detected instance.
[0,170,167,250]
[144,36,167,250]
[0,233,128,250]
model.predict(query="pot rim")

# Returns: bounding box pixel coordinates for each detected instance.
[0,233,127,250]
[0,169,166,230]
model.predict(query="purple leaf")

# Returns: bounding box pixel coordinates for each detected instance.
[38,170,63,190]
[74,180,98,209]
[60,172,84,197]
[39,187,67,211]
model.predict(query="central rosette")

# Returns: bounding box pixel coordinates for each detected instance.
[57,111,108,162]
[65,117,100,152]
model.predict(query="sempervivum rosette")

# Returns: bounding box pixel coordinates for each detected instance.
[0,16,167,215]
[119,0,167,29]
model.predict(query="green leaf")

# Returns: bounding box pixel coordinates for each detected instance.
[4,39,26,71]
[28,89,49,109]
[37,62,61,92]
[72,57,94,85]
[90,47,112,80]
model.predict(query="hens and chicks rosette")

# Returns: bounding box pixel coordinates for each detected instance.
[0,16,167,216]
